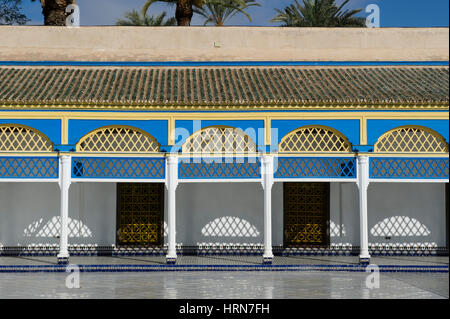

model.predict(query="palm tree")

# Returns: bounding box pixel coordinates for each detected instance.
[116,10,176,26]
[30,0,76,26]
[194,0,259,26]
[142,0,250,26]
[0,0,29,25]
[271,0,365,27]
[142,0,205,26]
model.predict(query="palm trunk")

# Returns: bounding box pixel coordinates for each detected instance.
[40,0,76,26]
[175,0,193,26]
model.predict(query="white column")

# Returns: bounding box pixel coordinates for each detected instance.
[357,155,370,264]
[57,155,71,264]
[166,156,178,264]
[261,155,274,264]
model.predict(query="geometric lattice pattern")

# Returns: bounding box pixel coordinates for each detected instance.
[370,216,431,237]
[71,157,165,179]
[375,126,449,153]
[275,157,356,178]
[117,183,164,245]
[179,158,261,179]
[182,126,257,154]
[0,157,58,178]
[284,183,329,246]
[77,126,160,153]
[279,126,352,152]
[201,217,260,237]
[370,158,449,179]
[0,125,53,152]
[23,217,93,238]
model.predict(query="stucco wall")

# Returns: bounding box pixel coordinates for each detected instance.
[0,182,447,247]
[0,27,448,62]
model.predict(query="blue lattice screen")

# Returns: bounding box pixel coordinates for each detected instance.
[179,157,261,179]
[274,157,356,179]
[72,157,165,179]
[370,158,449,179]
[0,157,58,178]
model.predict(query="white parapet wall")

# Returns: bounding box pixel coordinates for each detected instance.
[0,26,448,62]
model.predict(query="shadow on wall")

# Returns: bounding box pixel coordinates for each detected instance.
[370,216,431,237]
[23,217,92,238]
[330,221,346,237]
[163,217,260,240]
[201,216,260,237]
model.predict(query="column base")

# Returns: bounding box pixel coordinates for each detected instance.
[263,257,273,265]
[166,256,177,265]
[57,256,69,265]
[359,256,370,265]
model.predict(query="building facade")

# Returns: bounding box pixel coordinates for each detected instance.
[0,27,448,265]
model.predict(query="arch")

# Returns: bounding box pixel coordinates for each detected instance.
[76,125,160,153]
[182,125,257,154]
[279,125,352,153]
[374,125,449,153]
[0,124,53,152]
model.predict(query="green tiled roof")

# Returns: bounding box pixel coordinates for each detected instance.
[0,66,448,110]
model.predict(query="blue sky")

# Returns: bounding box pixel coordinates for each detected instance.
[20,0,450,27]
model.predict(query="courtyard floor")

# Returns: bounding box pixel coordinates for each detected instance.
[0,270,447,299]
[0,256,447,299]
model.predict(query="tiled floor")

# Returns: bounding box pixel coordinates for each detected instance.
[0,271,447,299]
[0,255,448,266]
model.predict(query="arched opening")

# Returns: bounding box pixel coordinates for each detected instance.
[374,126,448,153]
[182,126,257,154]
[76,125,160,153]
[279,125,352,153]
[0,124,53,152]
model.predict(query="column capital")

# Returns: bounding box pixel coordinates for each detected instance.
[167,155,179,165]
[165,155,179,191]
[357,155,369,164]
[58,154,72,189]
[59,154,71,161]
[261,155,274,190]
[261,154,274,164]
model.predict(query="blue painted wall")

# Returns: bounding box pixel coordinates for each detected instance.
[367,120,449,145]
[68,120,168,146]
[0,119,61,145]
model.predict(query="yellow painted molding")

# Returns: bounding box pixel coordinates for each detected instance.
[168,116,175,146]
[61,116,68,145]
[265,116,271,145]
[0,111,448,120]
[0,102,448,112]
[361,116,367,145]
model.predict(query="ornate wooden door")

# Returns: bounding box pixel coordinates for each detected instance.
[284,182,330,247]
[116,183,164,246]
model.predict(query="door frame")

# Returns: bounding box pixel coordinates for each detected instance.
[115,182,165,247]
[283,182,330,248]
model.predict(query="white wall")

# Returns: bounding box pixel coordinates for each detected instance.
[0,182,447,248]
[1,27,448,62]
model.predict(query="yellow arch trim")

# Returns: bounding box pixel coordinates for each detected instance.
[76,125,161,153]
[279,125,352,153]
[374,125,449,153]
[0,123,54,152]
